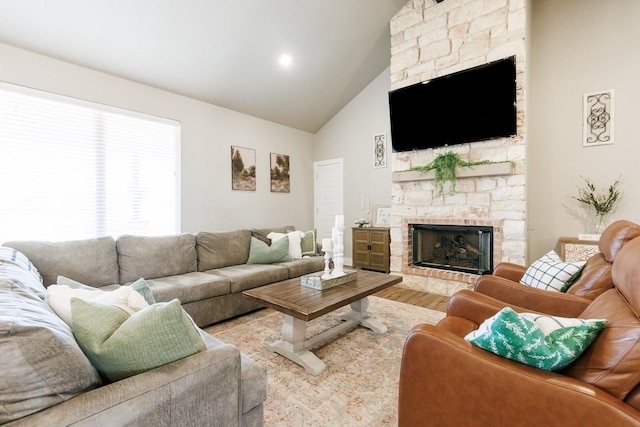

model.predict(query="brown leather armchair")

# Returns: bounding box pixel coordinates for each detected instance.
[474,220,640,315]
[398,234,640,427]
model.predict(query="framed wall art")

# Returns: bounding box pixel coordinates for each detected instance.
[231,146,256,191]
[583,89,614,147]
[373,133,387,168]
[373,205,391,227]
[270,153,290,193]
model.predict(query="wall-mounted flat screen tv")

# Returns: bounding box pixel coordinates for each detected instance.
[389,56,517,152]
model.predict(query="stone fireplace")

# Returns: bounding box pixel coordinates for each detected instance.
[388,0,528,297]
[410,223,493,275]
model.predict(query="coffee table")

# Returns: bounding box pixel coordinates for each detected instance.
[242,269,402,375]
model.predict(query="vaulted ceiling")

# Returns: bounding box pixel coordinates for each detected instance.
[0,0,407,133]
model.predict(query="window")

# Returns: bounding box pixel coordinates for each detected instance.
[0,82,181,242]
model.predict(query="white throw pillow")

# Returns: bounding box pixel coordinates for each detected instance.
[268,230,305,260]
[46,284,149,326]
[519,250,586,292]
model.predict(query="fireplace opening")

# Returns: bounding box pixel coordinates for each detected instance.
[411,224,493,275]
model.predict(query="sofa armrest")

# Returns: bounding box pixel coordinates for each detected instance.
[474,276,591,317]
[399,324,640,426]
[8,344,243,427]
[492,262,526,282]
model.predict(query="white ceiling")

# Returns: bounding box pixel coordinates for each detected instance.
[0,0,407,133]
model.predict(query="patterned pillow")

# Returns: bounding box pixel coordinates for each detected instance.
[465,307,606,371]
[71,298,207,382]
[300,230,318,256]
[0,247,43,284]
[520,250,586,292]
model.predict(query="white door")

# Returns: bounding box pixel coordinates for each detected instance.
[314,159,344,243]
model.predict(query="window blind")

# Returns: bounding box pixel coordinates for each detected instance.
[0,82,181,242]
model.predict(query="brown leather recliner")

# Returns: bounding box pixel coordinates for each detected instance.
[474,220,640,315]
[398,233,640,427]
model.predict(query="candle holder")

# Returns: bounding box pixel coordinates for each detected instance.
[332,226,345,277]
[321,249,332,279]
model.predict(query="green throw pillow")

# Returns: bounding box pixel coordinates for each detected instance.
[247,236,292,264]
[71,298,206,382]
[58,275,155,304]
[300,229,318,256]
[465,307,606,371]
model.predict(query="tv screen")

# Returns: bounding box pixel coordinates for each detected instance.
[389,56,517,152]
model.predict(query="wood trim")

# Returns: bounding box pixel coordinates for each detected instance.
[392,162,513,183]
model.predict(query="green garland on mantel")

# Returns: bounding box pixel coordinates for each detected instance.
[407,151,495,196]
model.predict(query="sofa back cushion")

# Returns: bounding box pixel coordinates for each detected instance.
[250,226,295,245]
[196,230,252,270]
[3,237,119,287]
[565,253,612,299]
[0,278,102,424]
[599,219,640,262]
[117,234,197,283]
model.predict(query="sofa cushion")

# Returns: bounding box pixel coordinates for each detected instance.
[250,225,295,245]
[210,264,289,294]
[268,231,305,259]
[300,229,319,256]
[58,275,156,305]
[465,307,605,371]
[277,256,325,278]
[71,298,207,382]
[143,271,230,304]
[0,278,102,424]
[117,234,197,283]
[47,283,149,326]
[247,236,292,264]
[196,229,252,270]
[520,250,585,292]
[3,236,119,286]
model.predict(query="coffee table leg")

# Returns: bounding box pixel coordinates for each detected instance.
[265,315,327,375]
[338,297,388,334]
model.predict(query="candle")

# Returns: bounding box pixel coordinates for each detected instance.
[335,215,344,227]
[322,238,332,251]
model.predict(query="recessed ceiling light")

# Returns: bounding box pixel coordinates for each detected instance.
[278,53,293,68]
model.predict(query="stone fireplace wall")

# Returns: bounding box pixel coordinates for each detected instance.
[389,0,527,296]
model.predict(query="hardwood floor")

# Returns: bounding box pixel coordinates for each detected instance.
[374,285,450,313]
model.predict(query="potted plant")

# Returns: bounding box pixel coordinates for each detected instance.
[409,151,492,196]
[572,176,622,234]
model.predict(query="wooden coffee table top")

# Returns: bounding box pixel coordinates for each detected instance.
[242,269,402,322]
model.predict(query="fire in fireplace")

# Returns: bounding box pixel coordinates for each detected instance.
[411,224,493,275]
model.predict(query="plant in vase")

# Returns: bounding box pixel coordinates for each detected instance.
[572,176,621,234]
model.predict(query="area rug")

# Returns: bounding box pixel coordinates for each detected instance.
[205,296,445,426]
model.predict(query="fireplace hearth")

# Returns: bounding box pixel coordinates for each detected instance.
[411,224,493,275]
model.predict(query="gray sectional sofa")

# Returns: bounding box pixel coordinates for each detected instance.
[1,226,324,426]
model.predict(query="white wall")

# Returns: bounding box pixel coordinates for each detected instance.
[0,42,316,234]
[528,0,640,259]
[314,67,393,260]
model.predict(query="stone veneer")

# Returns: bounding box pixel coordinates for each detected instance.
[389,0,527,296]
